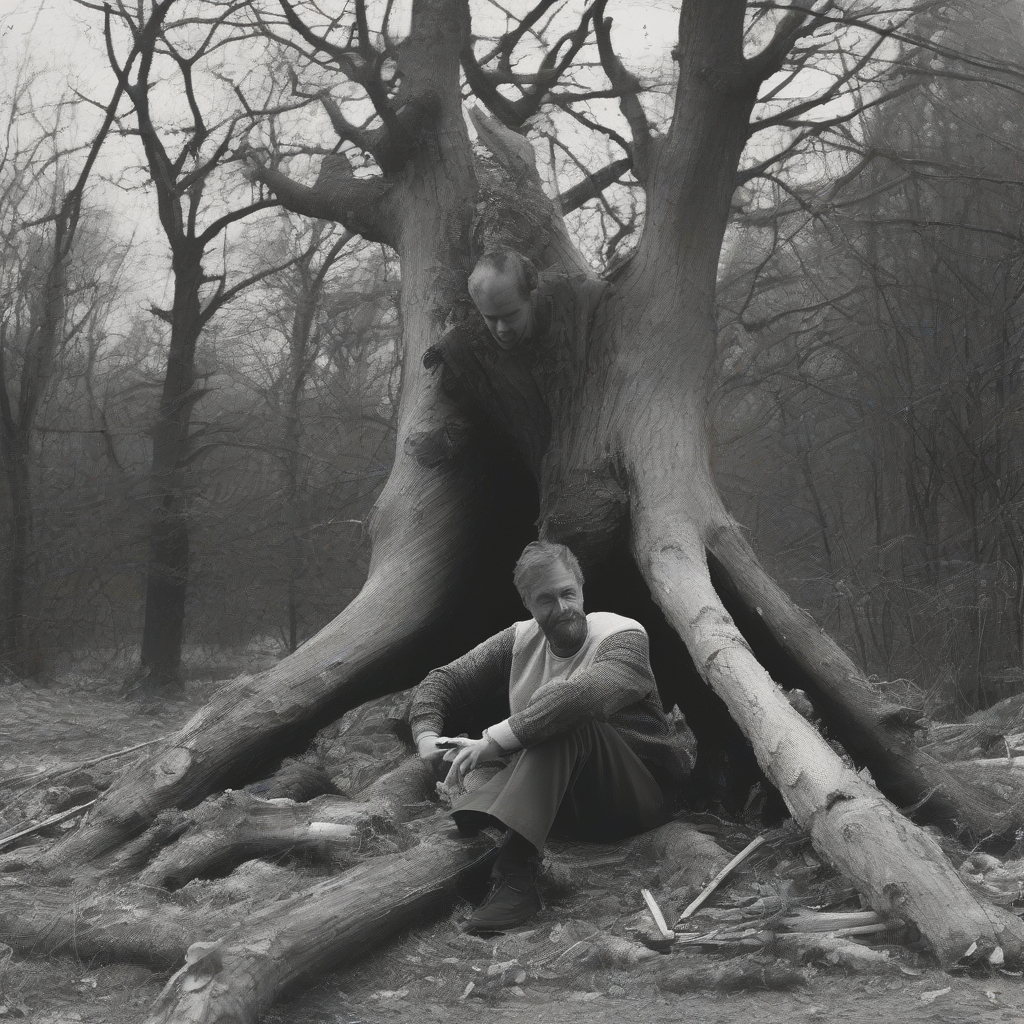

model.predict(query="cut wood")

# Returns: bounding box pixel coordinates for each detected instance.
[641,888,675,940]
[779,909,883,933]
[677,834,766,922]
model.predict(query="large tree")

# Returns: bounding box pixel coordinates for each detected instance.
[5,1,1024,1018]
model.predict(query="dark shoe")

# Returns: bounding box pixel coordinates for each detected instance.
[464,870,541,933]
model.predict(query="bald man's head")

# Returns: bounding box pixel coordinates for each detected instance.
[468,248,538,349]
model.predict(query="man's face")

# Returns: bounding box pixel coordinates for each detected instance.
[469,268,534,350]
[523,561,587,657]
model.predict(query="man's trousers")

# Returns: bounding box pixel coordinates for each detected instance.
[451,720,668,853]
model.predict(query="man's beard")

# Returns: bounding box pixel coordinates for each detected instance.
[548,612,587,651]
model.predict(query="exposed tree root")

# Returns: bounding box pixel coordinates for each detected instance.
[142,827,497,1024]
[38,435,501,869]
[634,513,1024,964]
[129,757,440,892]
[137,793,401,890]
[0,877,223,968]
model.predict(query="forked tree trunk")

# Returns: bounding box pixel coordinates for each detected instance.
[20,0,1024,989]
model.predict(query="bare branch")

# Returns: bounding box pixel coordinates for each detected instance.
[247,153,396,246]
[745,4,816,84]
[556,156,632,214]
[593,6,653,182]
[463,0,602,128]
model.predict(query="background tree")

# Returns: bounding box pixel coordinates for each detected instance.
[717,0,1024,713]
[0,31,134,676]
[197,213,400,652]
[103,0,303,688]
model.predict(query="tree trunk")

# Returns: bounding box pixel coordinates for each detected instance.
[282,278,314,653]
[140,244,206,686]
[1,441,32,671]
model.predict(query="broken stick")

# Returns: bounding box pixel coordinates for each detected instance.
[641,887,675,941]
[677,834,766,923]
[0,801,96,852]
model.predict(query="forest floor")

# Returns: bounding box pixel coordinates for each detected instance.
[0,656,1022,1024]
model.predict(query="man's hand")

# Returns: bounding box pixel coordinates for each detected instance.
[450,733,505,777]
[416,734,449,760]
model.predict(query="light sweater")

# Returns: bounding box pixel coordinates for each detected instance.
[409,612,693,788]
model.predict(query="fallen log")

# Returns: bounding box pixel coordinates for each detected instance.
[634,510,1024,964]
[0,878,216,968]
[142,826,497,1024]
[0,857,311,969]
[706,527,1024,838]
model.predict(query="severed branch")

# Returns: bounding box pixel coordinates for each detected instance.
[0,802,96,853]
[677,834,767,922]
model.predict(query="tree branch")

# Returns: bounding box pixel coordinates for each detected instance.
[247,154,396,246]
[745,4,816,84]
[197,198,279,248]
[556,156,632,214]
[593,7,653,182]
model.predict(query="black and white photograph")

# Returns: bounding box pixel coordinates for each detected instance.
[1,1,1023,1021]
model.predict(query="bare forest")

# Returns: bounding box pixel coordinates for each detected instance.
[1,1,1024,1022]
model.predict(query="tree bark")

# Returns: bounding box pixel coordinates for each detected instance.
[142,827,496,1024]
[140,243,206,686]
[706,522,1024,837]
[632,504,1024,962]
[136,794,397,890]
[1,442,32,670]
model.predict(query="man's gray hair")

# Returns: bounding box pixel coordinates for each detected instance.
[513,540,584,601]
[469,246,539,300]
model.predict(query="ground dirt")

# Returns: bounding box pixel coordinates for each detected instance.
[1,664,1022,1024]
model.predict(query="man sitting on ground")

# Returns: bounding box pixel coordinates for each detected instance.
[410,540,692,934]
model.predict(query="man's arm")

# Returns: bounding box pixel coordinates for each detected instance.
[497,629,656,749]
[409,626,516,755]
